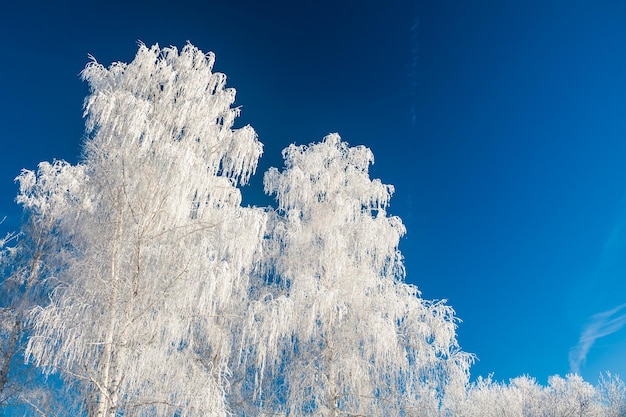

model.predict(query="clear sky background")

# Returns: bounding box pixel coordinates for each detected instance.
[1,0,626,385]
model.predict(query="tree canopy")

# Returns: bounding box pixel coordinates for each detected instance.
[0,43,623,417]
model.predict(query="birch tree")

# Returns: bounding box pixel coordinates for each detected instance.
[24,43,265,417]
[598,373,626,417]
[0,228,25,410]
[250,134,472,416]
[543,374,602,417]
[0,161,81,415]
[0,228,31,411]
[456,373,613,417]
[9,40,625,417]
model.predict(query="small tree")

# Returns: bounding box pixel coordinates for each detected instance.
[458,373,610,417]
[598,373,626,417]
[0,161,81,415]
[0,228,25,410]
[250,134,472,416]
[543,374,602,417]
[24,43,265,417]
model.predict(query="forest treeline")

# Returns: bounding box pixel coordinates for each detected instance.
[0,43,624,417]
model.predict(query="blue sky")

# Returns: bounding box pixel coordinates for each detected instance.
[1,0,626,384]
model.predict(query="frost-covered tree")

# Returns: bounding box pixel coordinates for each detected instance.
[456,375,545,417]
[24,43,265,417]
[456,373,612,417]
[247,134,472,416]
[15,40,622,417]
[543,374,602,417]
[598,373,626,417]
[0,228,29,411]
[0,161,80,415]
[0,228,24,409]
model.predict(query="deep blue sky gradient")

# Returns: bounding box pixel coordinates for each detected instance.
[1,0,626,384]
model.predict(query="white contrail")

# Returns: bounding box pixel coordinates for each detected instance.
[569,303,626,374]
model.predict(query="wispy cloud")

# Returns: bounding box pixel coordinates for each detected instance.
[569,191,626,375]
[569,303,626,374]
